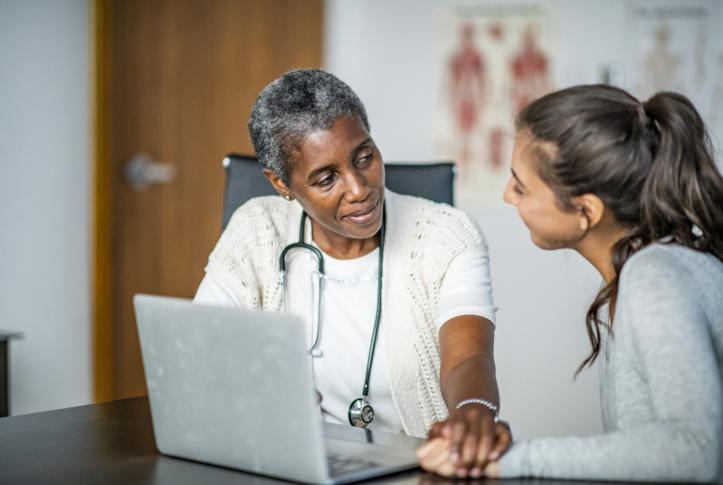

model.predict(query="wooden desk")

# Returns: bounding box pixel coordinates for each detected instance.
[0,397,651,485]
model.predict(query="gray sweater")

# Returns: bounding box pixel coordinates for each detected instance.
[500,243,723,483]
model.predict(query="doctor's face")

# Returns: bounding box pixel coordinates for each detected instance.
[281,116,386,243]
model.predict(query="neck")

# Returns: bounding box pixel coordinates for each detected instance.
[310,220,379,259]
[573,225,629,283]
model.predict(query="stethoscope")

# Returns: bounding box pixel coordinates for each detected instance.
[279,207,385,428]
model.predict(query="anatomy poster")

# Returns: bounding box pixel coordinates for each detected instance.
[436,4,556,208]
[627,1,723,157]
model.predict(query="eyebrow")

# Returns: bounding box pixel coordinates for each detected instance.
[511,168,527,189]
[305,137,374,183]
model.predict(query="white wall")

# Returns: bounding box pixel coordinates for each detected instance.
[324,0,655,439]
[0,0,91,415]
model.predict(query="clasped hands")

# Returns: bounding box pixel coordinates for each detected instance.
[417,405,512,479]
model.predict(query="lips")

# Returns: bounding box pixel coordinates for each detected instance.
[342,197,381,224]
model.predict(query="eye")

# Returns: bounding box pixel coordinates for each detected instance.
[315,172,336,187]
[512,181,524,195]
[355,149,374,166]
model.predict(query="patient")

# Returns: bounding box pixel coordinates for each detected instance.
[195,68,511,476]
[418,85,723,482]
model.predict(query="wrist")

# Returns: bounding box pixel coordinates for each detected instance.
[455,398,499,420]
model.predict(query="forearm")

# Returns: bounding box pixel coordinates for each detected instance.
[500,423,720,482]
[441,353,499,411]
[438,314,499,414]
[425,317,505,477]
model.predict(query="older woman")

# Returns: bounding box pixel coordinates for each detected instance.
[195,69,511,477]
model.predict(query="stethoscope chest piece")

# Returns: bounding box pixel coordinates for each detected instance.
[348,398,375,428]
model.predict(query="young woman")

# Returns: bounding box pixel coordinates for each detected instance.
[418,85,723,482]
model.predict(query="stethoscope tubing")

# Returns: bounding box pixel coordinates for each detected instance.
[362,218,384,398]
[279,228,325,356]
[278,205,386,418]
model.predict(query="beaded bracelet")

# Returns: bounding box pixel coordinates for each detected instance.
[455,398,499,421]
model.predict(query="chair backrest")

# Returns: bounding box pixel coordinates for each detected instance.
[221,153,455,230]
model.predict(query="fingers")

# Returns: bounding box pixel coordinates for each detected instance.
[483,461,500,478]
[448,421,466,464]
[432,458,457,477]
[461,422,480,465]
[421,412,510,478]
[447,407,486,477]
[488,421,513,462]
[417,438,457,477]
[417,436,441,461]
[469,413,495,478]
[449,406,481,477]
[427,421,444,439]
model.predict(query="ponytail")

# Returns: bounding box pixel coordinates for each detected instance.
[517,85,723,374]
[641,92,723,260]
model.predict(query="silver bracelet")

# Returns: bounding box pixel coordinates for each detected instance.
[455,398,499,421]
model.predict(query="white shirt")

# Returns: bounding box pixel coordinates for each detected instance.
[194,244,496,433]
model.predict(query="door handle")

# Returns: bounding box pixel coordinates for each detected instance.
[125,153,176,191]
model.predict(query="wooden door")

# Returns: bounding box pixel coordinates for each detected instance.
[98,0,323,400]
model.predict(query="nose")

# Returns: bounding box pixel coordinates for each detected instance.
[502,177,515,205]
[343,168,370,203]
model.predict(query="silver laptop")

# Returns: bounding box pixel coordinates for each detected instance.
[133,294,421,484]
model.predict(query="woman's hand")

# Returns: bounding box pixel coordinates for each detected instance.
[432,405,496,478]
[417,412,512,478]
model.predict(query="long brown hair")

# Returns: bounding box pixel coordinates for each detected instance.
[517,85,723,373]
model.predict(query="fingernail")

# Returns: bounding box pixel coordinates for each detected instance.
[456,468,468,478]
[449,451,459,463]
[489,451,499,461]
[470,467,482,478]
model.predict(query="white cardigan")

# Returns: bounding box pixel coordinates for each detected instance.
[205,190,490,437]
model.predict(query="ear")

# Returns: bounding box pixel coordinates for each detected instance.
[572,193,605,232]
[262,168,293,200]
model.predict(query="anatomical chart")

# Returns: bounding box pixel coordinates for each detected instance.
[627,1,723,157]
[436,4,556,208]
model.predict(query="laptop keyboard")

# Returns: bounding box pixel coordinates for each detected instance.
[327,452,382,477]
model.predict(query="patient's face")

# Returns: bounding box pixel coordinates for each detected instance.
[285,116,385,248]
[503,131,582,250]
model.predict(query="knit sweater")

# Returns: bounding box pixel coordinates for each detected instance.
[204,190,490,437]
[500,243,723,483]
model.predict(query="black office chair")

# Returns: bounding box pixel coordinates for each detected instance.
[221,153,455,230]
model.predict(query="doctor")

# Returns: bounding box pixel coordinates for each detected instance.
[195,69,512,477]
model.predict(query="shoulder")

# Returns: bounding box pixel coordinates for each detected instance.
[386,190,487,249]
[225,195,291,232]
[221,195,300,247]
[209,195,294,265]
[619,243,720,291]
[617,243,723,330]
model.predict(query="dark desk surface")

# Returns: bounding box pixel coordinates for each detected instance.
[0,397,650,485]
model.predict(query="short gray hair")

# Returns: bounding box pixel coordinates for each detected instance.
[248,68,370,185]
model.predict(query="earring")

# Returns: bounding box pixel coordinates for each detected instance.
[284,194,292,201]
